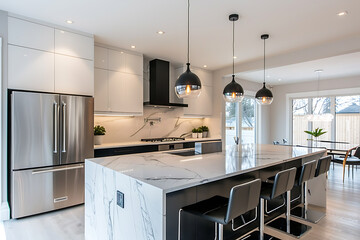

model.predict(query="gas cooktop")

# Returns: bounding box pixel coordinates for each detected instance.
[141,137,185,143]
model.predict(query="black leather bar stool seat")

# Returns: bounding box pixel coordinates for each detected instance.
[291,156,331,224]
[178,179,262,240]
[267,161,317,238]
[245,167,297,240]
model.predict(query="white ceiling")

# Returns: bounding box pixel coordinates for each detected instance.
[1,0,360,83]
[236,52,360,85]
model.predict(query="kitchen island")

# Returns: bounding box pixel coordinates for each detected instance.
[85,144,326,240]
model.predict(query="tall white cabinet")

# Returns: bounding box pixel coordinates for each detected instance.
[94,46,143,115]
[7,16,94,96]
[175,66,213,117]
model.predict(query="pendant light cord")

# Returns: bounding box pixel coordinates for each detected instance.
[263,37,266,85]
[187,0,190,64]
[232,19,235,76]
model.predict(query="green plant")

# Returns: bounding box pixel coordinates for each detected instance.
[199,126,209,132]
[192,128,197,133]
[94,125,106,135]
[304,128,327,138]
[197,127,203,133]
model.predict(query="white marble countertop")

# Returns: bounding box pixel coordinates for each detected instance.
[93,137,221,149]
[87,144,326,193]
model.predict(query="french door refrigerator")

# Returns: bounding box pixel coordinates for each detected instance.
[10,91,94,218]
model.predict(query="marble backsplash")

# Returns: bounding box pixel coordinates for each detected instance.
[94,107,205,143]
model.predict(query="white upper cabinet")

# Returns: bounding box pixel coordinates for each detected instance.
[126,53,143,75]
[8,17,54,52]
[108,49,126,72]
[55,54,94,96]
[55,29,94,60]
[8,45,54,92]
[176,66,213,116]
[94,68,109,111]
[94,46,108,69]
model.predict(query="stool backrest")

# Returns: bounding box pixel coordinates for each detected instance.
[315,156,331,177]
[225,179,261,224]
[271,167,297,199]
[298,160,317,185]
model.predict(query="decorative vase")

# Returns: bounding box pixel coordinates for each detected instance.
[94,135,104,145]
[202,131,208,138]
[197,133,202,138]
[192,133,197,138]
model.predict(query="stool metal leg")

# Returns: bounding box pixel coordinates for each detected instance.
[286,190,291,233]
[218,224,223,240]
[260,199,264,240]
[178,209,182,240]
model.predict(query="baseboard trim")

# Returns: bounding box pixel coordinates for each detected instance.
[0,202,10,221]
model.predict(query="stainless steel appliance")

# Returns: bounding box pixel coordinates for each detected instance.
[141,137,185,142]
[10,91,94,218]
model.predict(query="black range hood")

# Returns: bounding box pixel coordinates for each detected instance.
[144,59,188,108]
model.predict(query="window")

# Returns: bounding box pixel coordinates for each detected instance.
[225,96,256,145]
[292,94,360,146]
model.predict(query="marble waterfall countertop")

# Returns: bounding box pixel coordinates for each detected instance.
[86,144,326,193]
[93,137,221,149]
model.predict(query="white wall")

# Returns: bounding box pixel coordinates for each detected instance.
[270,75,360,143]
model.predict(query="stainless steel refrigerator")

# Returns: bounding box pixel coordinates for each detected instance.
[10,91,94,218]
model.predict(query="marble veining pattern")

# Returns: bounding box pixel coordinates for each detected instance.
[87,144,326,193]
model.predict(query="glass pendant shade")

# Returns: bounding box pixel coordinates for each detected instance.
[175,63,201,98]
[255,83,273,105]
[223,75,244,102]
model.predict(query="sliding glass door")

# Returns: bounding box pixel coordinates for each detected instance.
[225,96,256,145]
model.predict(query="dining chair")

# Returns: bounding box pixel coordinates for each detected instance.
[332,146,360,182]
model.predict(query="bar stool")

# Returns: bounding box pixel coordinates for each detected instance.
[178,179,261,240]
[291,156,331,223]
[267,161,316,238]
[244,167,296,240]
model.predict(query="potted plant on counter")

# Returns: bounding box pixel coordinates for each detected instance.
[197,128,203,138]
[192,128,198,138]
[199,126,209,138]
[94,125,106,145]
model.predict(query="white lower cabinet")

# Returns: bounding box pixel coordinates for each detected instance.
[8,45,54,92]
[55,54,94,96]
[184,85,213,116]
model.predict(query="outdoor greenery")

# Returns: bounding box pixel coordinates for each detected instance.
[94,125,106,135]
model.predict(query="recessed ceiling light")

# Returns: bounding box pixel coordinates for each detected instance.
[157,31,165,35]
[203,65,207,68]
[66,20,73,24]
[314,69,323,73]
[337,11,348,16]
[131,45,136,49]
[233,56,237,59]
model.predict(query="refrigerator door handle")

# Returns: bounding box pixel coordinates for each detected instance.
[31,164,84,175]
[62,102,67,153]
[53,102,59,153]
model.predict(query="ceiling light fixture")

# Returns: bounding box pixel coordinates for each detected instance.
[337,11,348,16]
[131,45,136,49]
[255,34,273,105]
[157,31,165,34]
[223,14,244,103]
[203,65,207,68]
[174,0,201,98]
[66,20,73,24]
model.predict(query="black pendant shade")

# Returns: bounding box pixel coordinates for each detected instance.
[255,34,273,105]
[223,14,244,103]
[174,0,201,98]
[175,63,201,98]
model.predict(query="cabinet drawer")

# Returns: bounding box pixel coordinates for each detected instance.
[11,164,84,218]
[55,29,94,60]
[8,17,54,52]
[8,45,54,92]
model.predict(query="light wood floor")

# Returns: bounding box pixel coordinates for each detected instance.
[1,164,360,240]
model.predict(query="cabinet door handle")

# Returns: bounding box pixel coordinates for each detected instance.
[53,102,59,153]
[62,103,67,153]
[32,164,84,174]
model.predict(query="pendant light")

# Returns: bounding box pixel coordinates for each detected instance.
[174,0,201,98]
[223,14,244,103]
[255,34,273,105]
